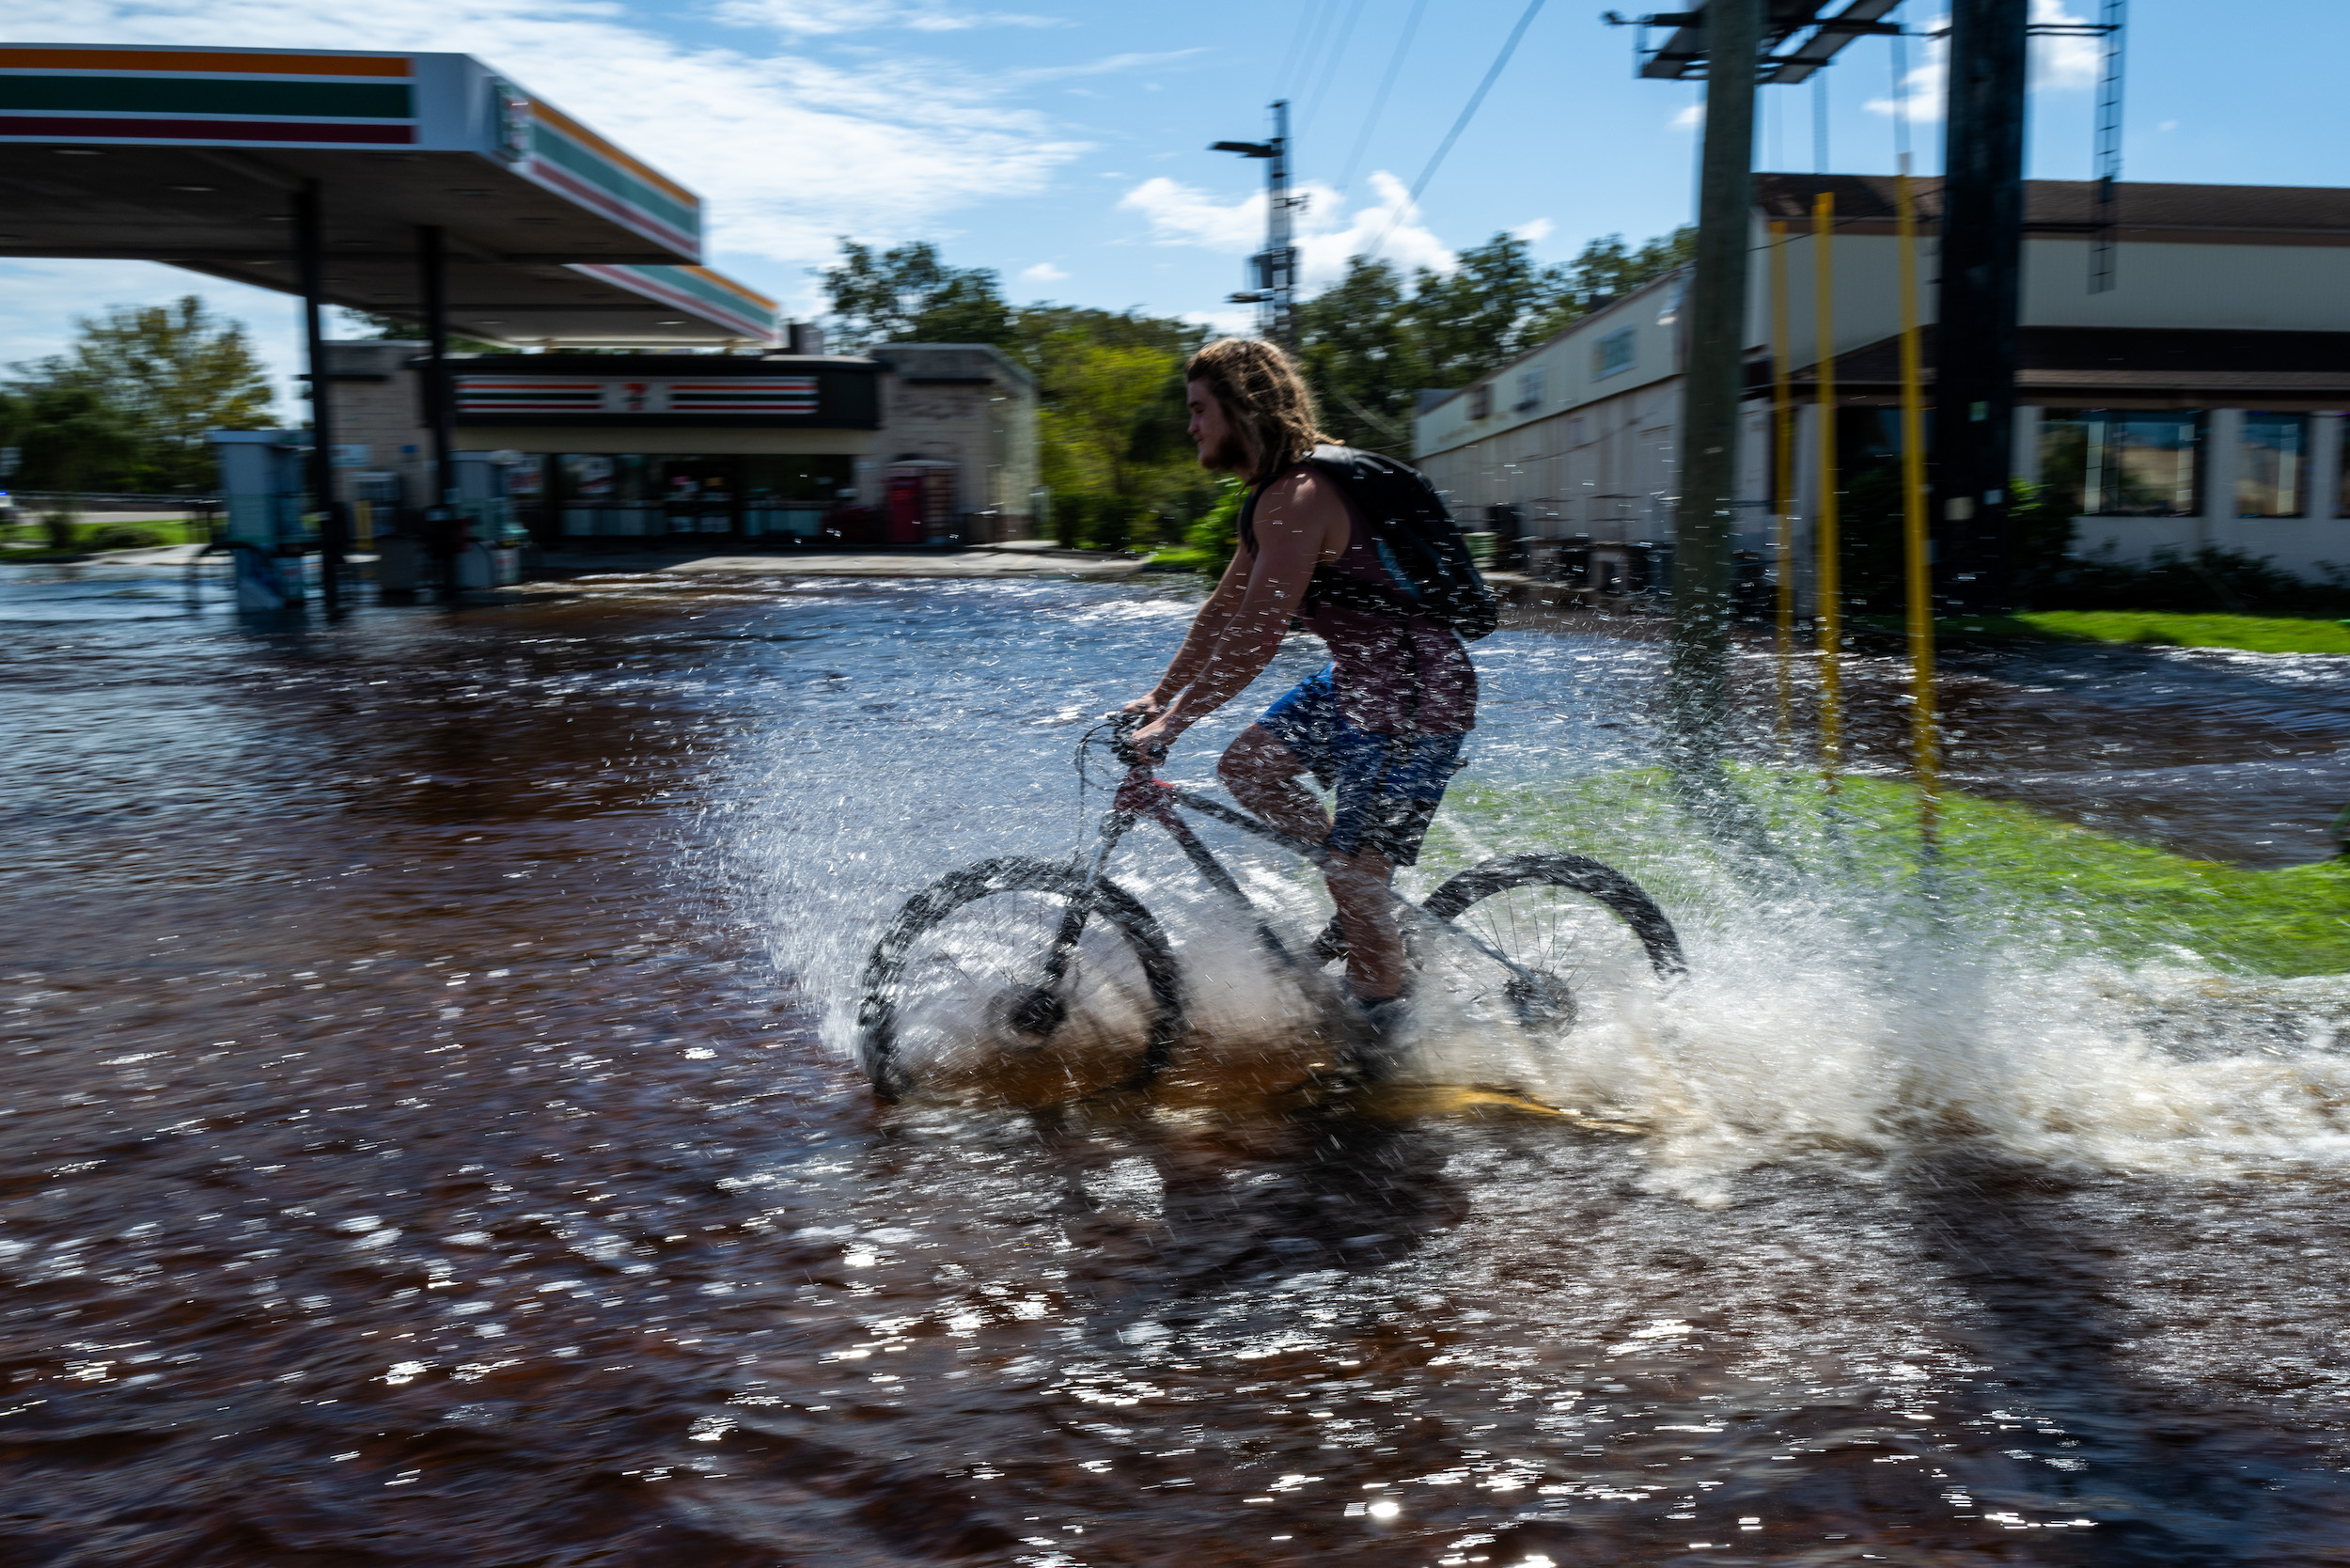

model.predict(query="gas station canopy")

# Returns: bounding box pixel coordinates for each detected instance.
[0,44,776,344]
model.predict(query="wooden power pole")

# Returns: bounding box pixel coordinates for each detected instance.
[1666,0,1762,776]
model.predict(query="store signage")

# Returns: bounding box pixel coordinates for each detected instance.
[453,376,818,416]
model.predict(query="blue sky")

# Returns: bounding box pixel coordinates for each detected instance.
[3,0,2345,410]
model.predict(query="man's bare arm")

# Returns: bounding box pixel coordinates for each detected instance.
[1134,543,1251,709]
[1134,471,1341,749]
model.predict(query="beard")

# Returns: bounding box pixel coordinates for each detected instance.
[1197,427,1254,475]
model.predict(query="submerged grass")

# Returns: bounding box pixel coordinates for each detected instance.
[1884,609,2350,654]
[1435,770,2350,980]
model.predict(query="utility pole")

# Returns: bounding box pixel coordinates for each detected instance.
[1665,0,1761,776]
[1213,101,1299,350]
[1932,0,2029,613]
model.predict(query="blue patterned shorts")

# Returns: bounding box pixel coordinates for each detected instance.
[1254,666,1466,865]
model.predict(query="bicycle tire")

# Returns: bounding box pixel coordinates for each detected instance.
[854,855,1188,1099]
[1417,853,1685,1036]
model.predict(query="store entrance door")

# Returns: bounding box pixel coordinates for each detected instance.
[658,457,739,539]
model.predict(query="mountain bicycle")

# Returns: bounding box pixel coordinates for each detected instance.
[854,715,1685,1099]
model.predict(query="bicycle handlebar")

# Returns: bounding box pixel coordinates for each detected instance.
[1105,710,1154,771]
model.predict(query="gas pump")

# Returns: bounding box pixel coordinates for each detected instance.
[451,450,531,588]
[208,429,319,610]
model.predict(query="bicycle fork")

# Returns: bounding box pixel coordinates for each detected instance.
[1009,809,1134,1040]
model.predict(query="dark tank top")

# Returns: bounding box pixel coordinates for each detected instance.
[1244,467,1478,736]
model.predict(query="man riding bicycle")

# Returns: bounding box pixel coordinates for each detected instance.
[1125,338,1479,1043]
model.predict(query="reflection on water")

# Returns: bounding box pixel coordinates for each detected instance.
[4,558,2349,1564]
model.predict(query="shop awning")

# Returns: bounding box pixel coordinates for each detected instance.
[0,44,776,345]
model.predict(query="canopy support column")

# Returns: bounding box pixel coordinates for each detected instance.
[295,179,343,610]
[418,225,462,598]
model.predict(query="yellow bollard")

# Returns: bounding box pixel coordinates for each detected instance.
[1895,165,1940,857]
[1811,192,1841,793]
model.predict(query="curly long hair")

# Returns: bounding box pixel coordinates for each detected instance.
[1184,337,1331,483]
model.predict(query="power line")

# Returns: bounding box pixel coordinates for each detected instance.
[1274,0,1336,97]
[1367,0,1548,260]
[1301,0,1372,132]
[1337,0,1431,194]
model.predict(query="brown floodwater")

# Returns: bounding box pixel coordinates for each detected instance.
[4,559,2349,1567]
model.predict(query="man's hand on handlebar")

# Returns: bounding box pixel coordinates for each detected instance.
[1107,705,1180,767]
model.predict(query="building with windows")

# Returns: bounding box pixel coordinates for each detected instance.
[1413,176,2350,590]
[322,338,1039,545]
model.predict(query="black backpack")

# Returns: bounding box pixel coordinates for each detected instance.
[1240,444,1500,642]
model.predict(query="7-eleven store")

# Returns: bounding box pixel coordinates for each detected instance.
[403,348,882,544]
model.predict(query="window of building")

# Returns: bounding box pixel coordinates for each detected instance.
[1467,384,1493,420]
[2236,412,2308,518]
[2038,411,2202,517]
[2335,416,2350,518]
[1515,367,1546,412]
[1593,328,1637,381]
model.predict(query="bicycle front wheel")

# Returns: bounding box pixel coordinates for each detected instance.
[854,856,1187,1100]
[1416,853,1684,1041]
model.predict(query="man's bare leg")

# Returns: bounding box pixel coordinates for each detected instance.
[1218,725,1330,844]
[1221,727,1404,1001]
[1323,845,1402,1001]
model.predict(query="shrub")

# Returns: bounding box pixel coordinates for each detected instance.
[87,523,164,550]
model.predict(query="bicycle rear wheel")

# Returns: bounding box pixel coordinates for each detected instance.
[1416,853,1684,1040]
[855,856,1187,1099]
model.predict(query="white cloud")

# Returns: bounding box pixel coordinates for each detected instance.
[1007,48,1208,86]
[1513,217,1555,243]
[1019,261,1069,284]
[1118,176,1266,253]
[0,0,1091,304]
[711,0,1058,33]
[1116,169,1453,290]
[1866,3,2102,125]
[2029,0,2104,90]
[1671,102,1704,132]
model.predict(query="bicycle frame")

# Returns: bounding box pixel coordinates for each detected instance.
[1059,726,1549,1000]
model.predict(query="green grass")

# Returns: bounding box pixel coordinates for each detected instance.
[1139,545,1222,575]
[2015,610,2350,654]
[1434,770,2350,979]
[2,517,212,554]
[1883,609,2350,654]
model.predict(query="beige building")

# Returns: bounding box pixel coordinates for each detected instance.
[319,338,1039,545]
[870,344,1041,540]
[1414,177,2350,590]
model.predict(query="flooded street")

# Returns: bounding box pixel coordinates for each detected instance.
[6,558,2350,1566]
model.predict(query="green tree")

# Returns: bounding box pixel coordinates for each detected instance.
[10,296,273,493]
[818,242,1222,548]
[820,240,1015,350]
[337,309,508,354]
[1,387,140,545]
[1033,332,1197,549]
[1402,232,1573,388]
[1294,257,1423,455]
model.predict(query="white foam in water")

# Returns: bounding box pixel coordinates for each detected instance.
[725,578,2350,1200]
